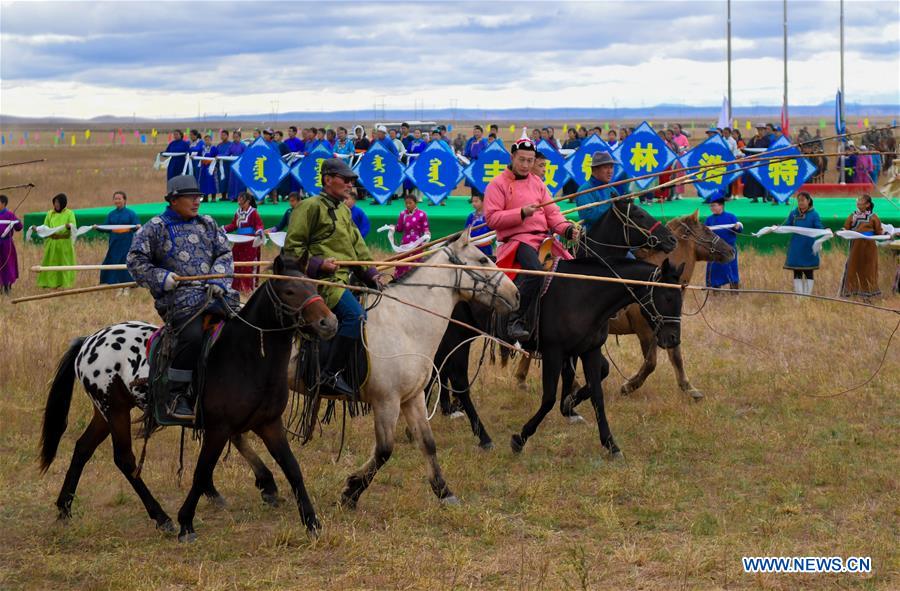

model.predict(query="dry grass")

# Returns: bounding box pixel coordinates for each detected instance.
[1,236,898,590]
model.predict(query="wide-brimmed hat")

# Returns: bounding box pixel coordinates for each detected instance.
[166,175,202,201]
[590,151,617,167]
[320,157,358,180]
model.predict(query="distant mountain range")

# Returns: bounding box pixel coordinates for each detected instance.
[2,102,897,125]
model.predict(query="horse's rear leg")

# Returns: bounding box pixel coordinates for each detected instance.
[456,387,493,450]
[342,397,400,510]
[514,355,531,390]
[107,404,174,532]
[402,392,457,504]
[176,427,229,542]
[254,419,319,532]
[581,349,622,458]
[667,345,704,400]
[559,357,585,422]
[231,433,280,506]
[620,335,656,396]
[512,352,562,453]
[55,409,109,520]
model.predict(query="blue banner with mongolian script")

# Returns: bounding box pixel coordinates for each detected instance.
[462,141,509,195]
[406,142,463,205]
[678,134,743,202]
[612,121,676,190]
[535,139,571,195]
[356,142,404,204]
[749,136,817,204]
[231,137,291,200]
[292,144,333,197]
[564,134,618,188]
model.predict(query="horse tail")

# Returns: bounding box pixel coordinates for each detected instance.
[40,337,86,474]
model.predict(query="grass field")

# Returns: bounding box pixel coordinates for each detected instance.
[1,137,899,590]
[1,238,899,590]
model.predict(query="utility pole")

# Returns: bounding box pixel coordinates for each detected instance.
[782,0,788,132]
[839,0,846,183]
[727,0,733,123]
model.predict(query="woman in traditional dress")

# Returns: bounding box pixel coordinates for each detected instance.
[187,129,205,184]
[0,194,24,294]
[840,194,884,300]
[783,191,823,294]
[226,130,247,201]
[394,194,430,278]
[37,193,77,289]
[198,134,219,201]
[95,191,140,288]
[704,197,742,290]
[224,192,264,292]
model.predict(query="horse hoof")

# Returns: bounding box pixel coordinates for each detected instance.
[479,440,494,451]
[441,495,460,506]
[261,493,280,507]
[157,519,176,535]
[610,450,625,461]
[620,384,633,396]
[688,389,704,401]
[208,494,227,509]
[178,531,197,544]
[449,411,465,420]
[340,494,358,511]
[567,413,586,425]
[510,434,525,454]
[516,381,529,393]
[306,517,322,536]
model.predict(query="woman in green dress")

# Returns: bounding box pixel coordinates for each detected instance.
[37,193,78,289]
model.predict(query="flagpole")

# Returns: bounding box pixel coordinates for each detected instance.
[783,0,789,135]
[839,0,846,184]
[727,0,733,123]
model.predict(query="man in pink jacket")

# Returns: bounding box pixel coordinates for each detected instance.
[485,132,580,341]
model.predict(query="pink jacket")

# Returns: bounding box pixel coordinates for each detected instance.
[484,169,574,260]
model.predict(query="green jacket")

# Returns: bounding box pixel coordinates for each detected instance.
[284,193,376,308]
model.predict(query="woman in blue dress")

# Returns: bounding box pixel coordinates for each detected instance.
[96,191,140,287]
[226,131,247,201]
[705,197,743,289]
[187,129,205,183]
[783,191,824,294]
[198,134,219,201]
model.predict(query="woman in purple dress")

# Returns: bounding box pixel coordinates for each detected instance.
[394,194,430,278]
[0,194,23,294]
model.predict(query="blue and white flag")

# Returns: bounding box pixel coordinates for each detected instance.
[678,133,743,202]
[835,89,846,136]
[291,143,333,197]
[564,134,618,187]
[405,142,463,205]
[612,121,676,189]
[356,142,404,204]
[462,141,509,195]
[749,136,817,204]
[535,139,572,195]
[231,137,291,200]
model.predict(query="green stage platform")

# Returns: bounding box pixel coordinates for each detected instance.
[23,196,899,253]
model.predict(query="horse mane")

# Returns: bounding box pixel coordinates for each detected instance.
[386,249,442,285]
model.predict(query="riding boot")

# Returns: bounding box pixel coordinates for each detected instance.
[165,368,195,424]
[805,279,815,295]
[321,335,356,397]
[793,278,803,294]
[507,280,540,342]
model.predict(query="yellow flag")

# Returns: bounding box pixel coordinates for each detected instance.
[508,124,515,133]
[151,128,158,137]
[863,117,869,128]
[562,124,568,133]
[746,120,752,130]
[733,119,738,129]
[70,135,76,146]
[85,129,91,139]
[576,124,581,130]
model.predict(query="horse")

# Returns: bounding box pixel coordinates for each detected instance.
[610,211,734,400]
[430,198,677,449]
[39,255,338,542]
[511,257,685,458]
[800,141,828,183]
[292,232,519,509]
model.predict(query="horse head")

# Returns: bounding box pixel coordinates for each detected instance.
[444,230,520,314]
[271,254,338,339]
[586,198,677,256]
[675,210,735,264]
[641,258,685,350]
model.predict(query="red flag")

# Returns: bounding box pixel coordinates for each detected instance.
[780,103,790,138]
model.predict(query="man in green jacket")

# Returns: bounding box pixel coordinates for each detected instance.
[284,158,382,395]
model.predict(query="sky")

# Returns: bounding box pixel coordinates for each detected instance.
[1,0,898,119]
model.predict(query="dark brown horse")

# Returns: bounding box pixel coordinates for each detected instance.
[40,255,337,542]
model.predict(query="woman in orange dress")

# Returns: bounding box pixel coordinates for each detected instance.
[839,194,884,299]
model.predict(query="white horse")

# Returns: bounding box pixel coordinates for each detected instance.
[296,233,519,508]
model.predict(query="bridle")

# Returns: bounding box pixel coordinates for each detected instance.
[262,278,325,331]
[676,220,731,261]
[579,199,669,253]
[634,267,683,335]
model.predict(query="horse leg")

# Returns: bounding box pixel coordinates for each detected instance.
[559,357,585,422]
[402,392,458,504]
[176,427,229,542]
[582,349,623,459]
[341,396,400,510]
[514,356,531,390]
[511,351,562,453]
[54,409,110,520]
[106,404,174,532]
[667,345,704,400]
[456,384,493,450]
[620,335,656,396]
[231,433,280,506]
[254,419,320,533]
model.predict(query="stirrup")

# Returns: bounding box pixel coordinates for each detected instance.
[320,371,354,397]
[166,395,195,421]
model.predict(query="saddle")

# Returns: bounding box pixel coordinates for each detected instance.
[295,329,370,401]
[145,316,225,428]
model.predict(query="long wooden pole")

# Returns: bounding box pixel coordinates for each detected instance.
[30,260,269,273]
[11,281,137,304]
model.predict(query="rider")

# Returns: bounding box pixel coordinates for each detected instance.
[283,158,383,396]
[127,175,240,423]
[574,151,623,257]
[484,131,580,342]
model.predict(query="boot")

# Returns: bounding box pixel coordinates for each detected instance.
[507,310,532,342]
[805,279,815,295]
[165,368,195,424]
[793,278,803,294]
[320,336,356,397]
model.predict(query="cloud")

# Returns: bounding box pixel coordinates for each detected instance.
[0,0,897,118]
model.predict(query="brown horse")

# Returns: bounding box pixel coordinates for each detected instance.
[514,212,733,400]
